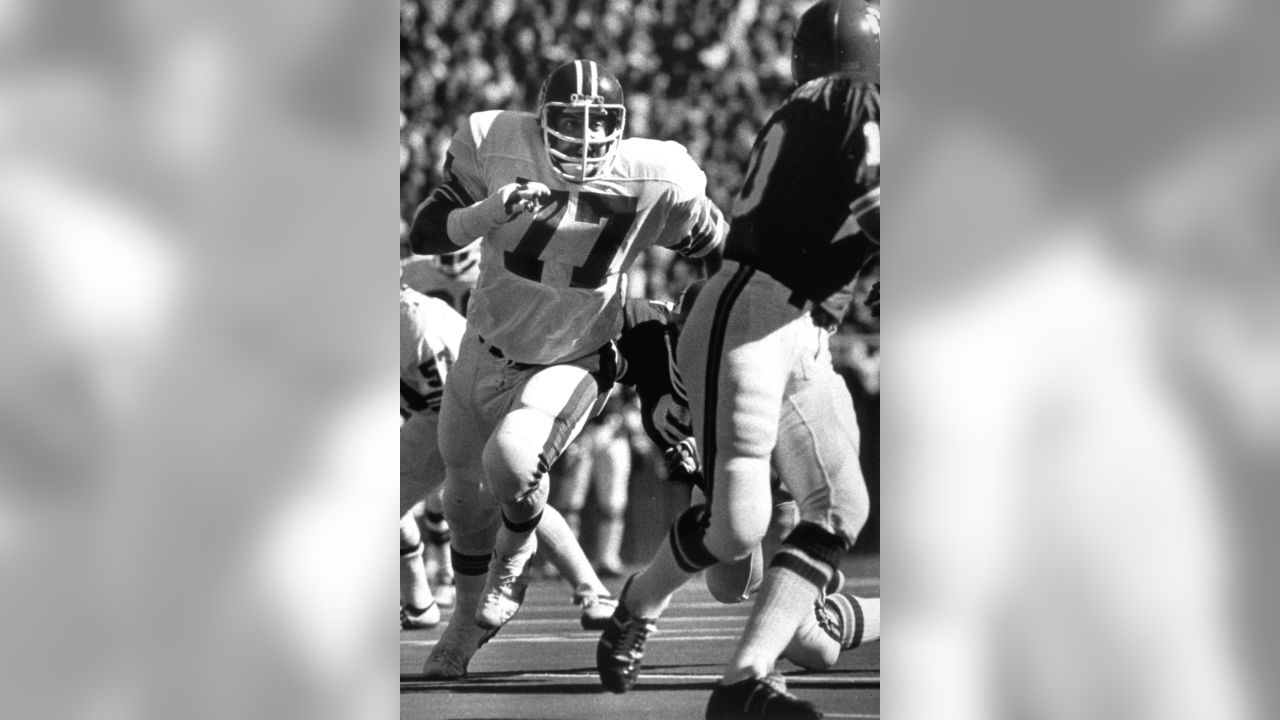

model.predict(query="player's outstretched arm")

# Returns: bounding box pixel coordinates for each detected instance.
[409,181,550,256]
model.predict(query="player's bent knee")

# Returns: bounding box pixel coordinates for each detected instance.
[772,521,848,590]
[483,419,552,504]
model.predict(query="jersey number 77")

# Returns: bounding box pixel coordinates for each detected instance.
[502,179,639,289]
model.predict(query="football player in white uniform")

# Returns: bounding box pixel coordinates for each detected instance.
[409,58,726,677]
[399,286,622,633]
[398,239,480,623]
[400,288,467,628]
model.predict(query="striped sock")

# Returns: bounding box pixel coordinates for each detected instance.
[724,563,828,684]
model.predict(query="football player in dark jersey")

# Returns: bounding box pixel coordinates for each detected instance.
[597,2,881,717]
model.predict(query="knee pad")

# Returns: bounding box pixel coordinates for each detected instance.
[771,521,847,591]
[483,418,551,504]
[705,546,764,604]
[668,504,720,573]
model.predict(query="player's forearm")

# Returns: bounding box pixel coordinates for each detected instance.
[411,182,548,255]
[409,192,469,255]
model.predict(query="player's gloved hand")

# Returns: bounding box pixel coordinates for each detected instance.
[447,181,552,246]
[651,393,692,446]
[663,437,704,490]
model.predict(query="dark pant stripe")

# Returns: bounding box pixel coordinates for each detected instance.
[700,264,755,504]
[537,372,601,474]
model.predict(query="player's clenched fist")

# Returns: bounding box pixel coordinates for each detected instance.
[501,181,552,217]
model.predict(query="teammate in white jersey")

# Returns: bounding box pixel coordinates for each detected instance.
[399,287,623,635]
[409,59,726,677]
[399,288,466,628]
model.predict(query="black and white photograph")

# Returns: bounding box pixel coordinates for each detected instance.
[5,1,1280,719]
[398,1,881,717]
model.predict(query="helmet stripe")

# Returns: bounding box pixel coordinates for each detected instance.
[589,60,598,97]
[574,60,584,95]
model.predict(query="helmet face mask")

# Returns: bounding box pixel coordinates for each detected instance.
[538,60,626,183]
[792,0,880,86]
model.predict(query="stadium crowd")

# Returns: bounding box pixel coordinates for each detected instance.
[400,0,878,552]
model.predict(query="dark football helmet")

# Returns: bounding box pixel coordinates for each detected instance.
[792,0,880,86]
[537,59,626,183]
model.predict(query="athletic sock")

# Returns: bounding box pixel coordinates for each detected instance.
[724,563,825,684]
[595,513,626,573]
[400,542,433,609]
[844,595,881,647]
[627,540,694,619]
[536,504,607,595]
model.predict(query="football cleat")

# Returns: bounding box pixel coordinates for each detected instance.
[596,577,658,693]
[420,620,501,680]
[474,532,538,630]
[705,674,824,719]
[574,584,619,631]
[400,601,441,630]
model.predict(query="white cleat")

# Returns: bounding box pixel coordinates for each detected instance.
[474,532,538,630]
[400,601,441,630]
[574,584,619,631]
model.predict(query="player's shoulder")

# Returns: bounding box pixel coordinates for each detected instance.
[785,75,879,120]
[462,109,539,150]
[612,138,707,194]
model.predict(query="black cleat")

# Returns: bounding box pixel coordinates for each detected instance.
[595,577,658,694]
[705,675,824,719]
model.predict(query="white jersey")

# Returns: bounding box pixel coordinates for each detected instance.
[400,256,475,317]
[444,110,723,365]
[400,286,466,416]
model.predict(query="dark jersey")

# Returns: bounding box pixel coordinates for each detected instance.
[724,75,880,320]
[616,298,681,401]
[614,298,687,450]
